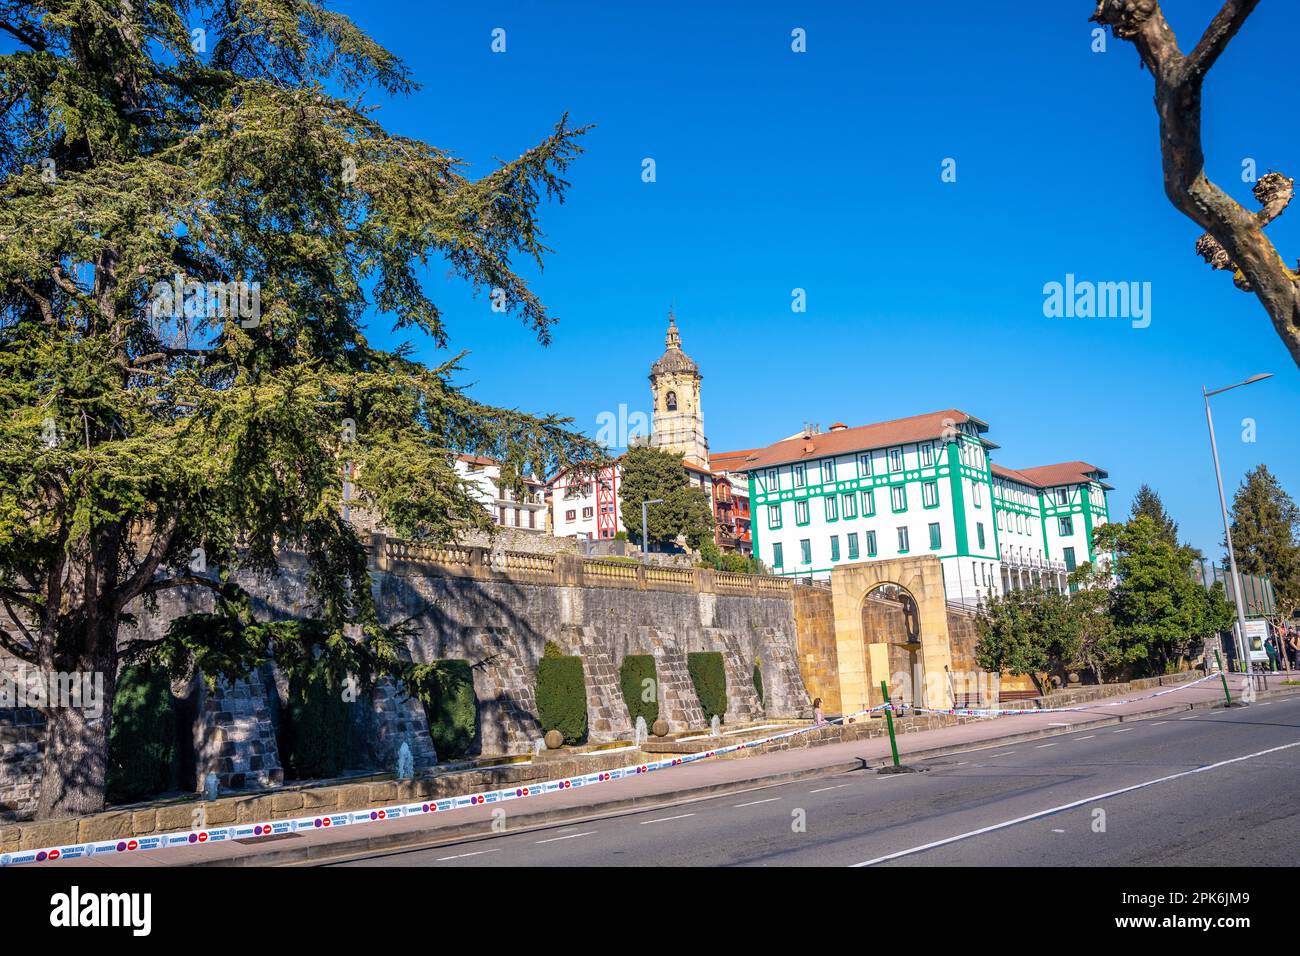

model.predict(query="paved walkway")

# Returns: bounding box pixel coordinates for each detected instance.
[32,671,1292,867]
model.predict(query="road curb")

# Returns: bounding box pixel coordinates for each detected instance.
[187,686,1300,867]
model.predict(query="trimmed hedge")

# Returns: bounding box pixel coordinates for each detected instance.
[536,655,587,745]
[106,663,177,804]
[687,651,727,723]
[280,669,353,780]
[619,655,659,728]
[419,659,479,759]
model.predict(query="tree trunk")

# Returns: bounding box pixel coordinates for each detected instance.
[34,618,119,819]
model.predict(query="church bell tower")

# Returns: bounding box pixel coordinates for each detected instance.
[649,310,709,469]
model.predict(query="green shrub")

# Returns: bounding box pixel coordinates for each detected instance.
[106,663,177,804]
[416,659,478,759]
[752,661,764,704]
[619,655,659,728]
[543,639,564,659]
[280,669,352,780]
[687,651,727,723]
[536,655,587,745]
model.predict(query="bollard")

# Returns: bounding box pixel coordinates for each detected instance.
[881,680,901,769]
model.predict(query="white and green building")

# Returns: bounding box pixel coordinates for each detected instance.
[736,410,1113,605]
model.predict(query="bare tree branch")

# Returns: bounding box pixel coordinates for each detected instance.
[1092,0,1300,368]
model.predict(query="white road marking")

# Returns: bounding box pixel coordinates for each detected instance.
[1152,722,1169,726]
[993,751,1016,756]
[851,739,1300,867]
[640,813,695,825]
[1179,715,1199,720]
[1035,743,1057,749]
[1074,735,1095,741]
[1051,828,1065,833]
[734,797,781,808]
[1113,728,1133,734]
[535,831,596,844]
[808,784,851,794]
[1049,722,1072,727]
[436,849,500,861]
[954,761,968,767]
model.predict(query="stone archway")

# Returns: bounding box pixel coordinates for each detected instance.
[860,583,923,710]
[831,556,955,714]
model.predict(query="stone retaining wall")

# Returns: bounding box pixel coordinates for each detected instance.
[2,538,809,819]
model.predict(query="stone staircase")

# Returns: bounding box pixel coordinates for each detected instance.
[468,627,543,755]
[564,625,634,743]
[645,628,707,732]
[707,627,764,724]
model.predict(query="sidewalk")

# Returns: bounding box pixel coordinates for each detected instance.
[31,670,1295,868]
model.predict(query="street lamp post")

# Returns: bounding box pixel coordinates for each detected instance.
[640,498,664,565]
[1202,373,1272,669]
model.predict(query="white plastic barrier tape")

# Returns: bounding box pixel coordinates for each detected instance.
[1,702,891,868]
[912,672,1219,718]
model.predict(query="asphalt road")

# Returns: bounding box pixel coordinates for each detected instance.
[328,693,1300,867]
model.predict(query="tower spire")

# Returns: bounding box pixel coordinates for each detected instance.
[666,305,680,349]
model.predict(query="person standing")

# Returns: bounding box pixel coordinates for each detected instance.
[1264,633,1279,672]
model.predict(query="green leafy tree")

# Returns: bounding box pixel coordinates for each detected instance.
[975,586,1079,694]
[0,2,599,817]
[618,444,713,550]
[1228,465,1300,620]
[1129,484,1180,547]
[1093,517,1235,675]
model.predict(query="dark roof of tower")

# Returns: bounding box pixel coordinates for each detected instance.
[650,310,699,377]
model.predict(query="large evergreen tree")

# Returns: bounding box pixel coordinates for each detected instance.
[0,1,599,817]
[1093,517,1235,674]
[1129,483,1179,546]
[618,443,713,550]
[1228,465,1300,620]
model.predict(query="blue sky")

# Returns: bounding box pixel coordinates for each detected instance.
[342,0,1296,558]
[20,1,1300,557]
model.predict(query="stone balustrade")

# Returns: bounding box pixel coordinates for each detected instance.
[372,533,792,597]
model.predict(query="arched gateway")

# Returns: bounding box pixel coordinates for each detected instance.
[830,555,956,714]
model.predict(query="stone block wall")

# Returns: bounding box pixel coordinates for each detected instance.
[791,585,840,713]
[2,542,812,817]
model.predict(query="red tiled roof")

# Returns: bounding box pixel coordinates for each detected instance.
[709,448,761,474]
[1014,461,1112,490]
[993,460,1111,490]
[735,410,989,471]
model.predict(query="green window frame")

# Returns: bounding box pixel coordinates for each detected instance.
[822,458,836,484]
[920,442,934,467]
[929,522,941,549]
[793,464,806,488]
[825,495,838,521]
[977,522,986,550]
[767,503,782,530]
[847,532,859,559]
[766,468,779,492]
[858,453,873,478]
[841,492,856,519]
[896,526,910,553]
[830,535,840,561]
[800,538,811,565]
[890,485,906,512]
[888,447,903,472]
[865,530,877,557]
[795,499,810,525]
[862,488,876,516]
[922,480,938,508]
[772,542,784,568]
[1058,515,1073,536]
